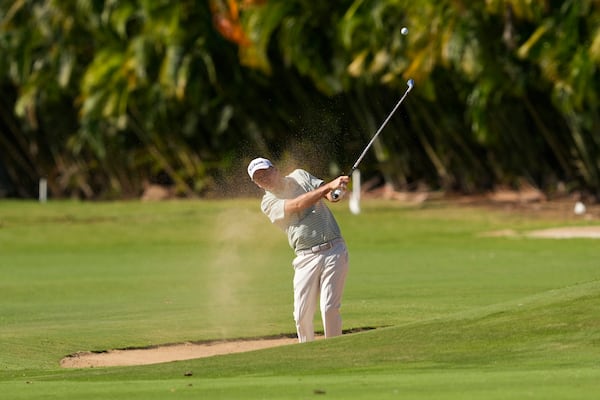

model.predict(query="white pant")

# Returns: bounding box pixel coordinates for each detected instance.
[292,239,349,343]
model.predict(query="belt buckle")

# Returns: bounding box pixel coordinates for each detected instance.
[313,242,332,253]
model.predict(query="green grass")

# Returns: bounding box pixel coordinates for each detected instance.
[0,199,599,399]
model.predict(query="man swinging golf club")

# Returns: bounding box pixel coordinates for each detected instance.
[248,157,350,343]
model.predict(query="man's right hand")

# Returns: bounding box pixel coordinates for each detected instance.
[326,176,350,202]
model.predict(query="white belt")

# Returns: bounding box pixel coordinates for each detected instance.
[296,238,343,256]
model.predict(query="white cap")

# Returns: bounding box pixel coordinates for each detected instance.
[247,157,273,179]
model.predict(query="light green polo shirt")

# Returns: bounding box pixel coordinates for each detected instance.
[261,169,342,252]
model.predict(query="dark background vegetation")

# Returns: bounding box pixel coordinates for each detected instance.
[1,0,598,200]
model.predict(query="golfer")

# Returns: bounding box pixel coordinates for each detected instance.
[248,157,350,343]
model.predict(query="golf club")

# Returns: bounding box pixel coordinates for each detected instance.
[332,78,415,200]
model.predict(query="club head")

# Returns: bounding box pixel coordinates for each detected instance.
[407,79,415,89]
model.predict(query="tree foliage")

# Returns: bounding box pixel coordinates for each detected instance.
[0,0,598,199]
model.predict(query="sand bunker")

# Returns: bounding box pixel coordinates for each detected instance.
[526,226,600,238]
[482,226,600,239]
[61,329,375,368]
[61,337,301,368]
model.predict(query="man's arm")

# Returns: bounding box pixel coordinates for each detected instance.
[284,176,349,215]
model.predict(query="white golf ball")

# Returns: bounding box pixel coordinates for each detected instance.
[401,27,408,35]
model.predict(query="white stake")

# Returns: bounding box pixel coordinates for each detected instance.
[39,178,47,203]
[349,169,361,215]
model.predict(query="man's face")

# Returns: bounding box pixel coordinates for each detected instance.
[252,167,280,191]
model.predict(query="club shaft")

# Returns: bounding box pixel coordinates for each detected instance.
[330,80,413,200]
[350,83,414,172]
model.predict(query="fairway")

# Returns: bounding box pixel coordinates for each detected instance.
[1,199,599,399]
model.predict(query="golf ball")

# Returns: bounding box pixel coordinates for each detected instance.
[401,27,408,35]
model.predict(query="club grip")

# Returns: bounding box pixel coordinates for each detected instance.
[331,188,345,201]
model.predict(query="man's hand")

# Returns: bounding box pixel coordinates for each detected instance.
[325,176,350,202]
